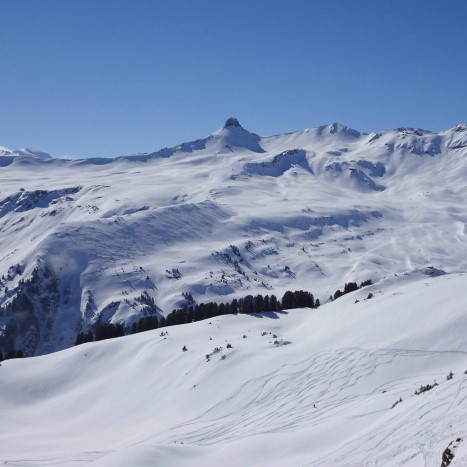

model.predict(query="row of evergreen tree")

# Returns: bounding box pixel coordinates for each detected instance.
[75,322,125,346]
[165,290,316,327]
[75,289,315,345]
[331,280,372,301]
[75,280,372,346]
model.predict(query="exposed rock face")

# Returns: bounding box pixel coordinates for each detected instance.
[224,117,242,128]
[441,438,462,466]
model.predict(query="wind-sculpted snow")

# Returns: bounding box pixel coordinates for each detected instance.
[243,149,312,177]
[1,120,467,355]
[357,160,386,177]
[349,168,385,191]
[0,187,81,219]
[447,124,467,150]
[324,162,385,191]
[238,209,383,234]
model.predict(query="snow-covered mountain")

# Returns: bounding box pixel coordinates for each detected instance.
[1,119,467,356]
[0,146,53,160]
[2,273,467,466]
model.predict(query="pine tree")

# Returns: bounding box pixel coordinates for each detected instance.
[333,289,343,300]
[218,303,226,315]
[281,291,296,310]
[269,294,278,311]
[344,282,358,294]
[187,306,194,322]
[175,308,188,324]
[242,295,254,313]
[254,294,264,313]
[206,302,218,319]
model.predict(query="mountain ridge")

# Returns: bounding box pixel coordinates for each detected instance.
[0,119,467,357]
[2,119,465,164]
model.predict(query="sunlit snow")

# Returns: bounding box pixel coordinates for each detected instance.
[1,119,467,465]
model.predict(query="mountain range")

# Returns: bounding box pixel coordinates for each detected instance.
[2,119,467,466]
[1,118,466,356]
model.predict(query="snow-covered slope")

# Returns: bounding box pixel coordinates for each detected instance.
[2,273,467,466]
[1,119,467,356]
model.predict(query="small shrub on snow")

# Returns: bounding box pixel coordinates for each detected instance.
[391,397,402,408]
[414,380,438,395]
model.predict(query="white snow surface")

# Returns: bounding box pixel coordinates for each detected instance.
[1,119,467,356]
[2,273,467,466]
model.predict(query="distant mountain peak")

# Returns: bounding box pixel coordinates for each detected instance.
[0,146,13,156]
[16,148,53,159]
[224,117,242,128]
[327,122,362,138]
[0,147,52,159]
[211,118,264,153]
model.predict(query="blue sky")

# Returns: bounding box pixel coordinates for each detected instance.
[0,0,466,158]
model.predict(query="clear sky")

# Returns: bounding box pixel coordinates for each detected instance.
[0,0,466,158]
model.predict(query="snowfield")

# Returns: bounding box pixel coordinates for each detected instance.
[1,119,466,357]
[1,119,467,465]
[1,272,467,466]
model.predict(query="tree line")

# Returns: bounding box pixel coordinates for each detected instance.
[330,280,372,301]
[75,289,314,345]
[74,280,371,346]
[165,290,315,326]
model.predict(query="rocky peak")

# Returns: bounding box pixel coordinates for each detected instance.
[224,117,242,129]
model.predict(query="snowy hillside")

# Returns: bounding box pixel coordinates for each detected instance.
[2,273,467,466]
[1,119,467,356]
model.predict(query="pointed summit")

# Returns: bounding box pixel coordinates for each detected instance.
[224,117,242,128]
[211,118,264,153]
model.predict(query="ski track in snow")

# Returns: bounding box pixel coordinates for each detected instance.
[3,345,467,466]
[153,347,467,467]
[158,348,402,444]
[313,377,467,466]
